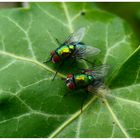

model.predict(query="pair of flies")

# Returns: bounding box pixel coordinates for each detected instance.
[44,27,108,93]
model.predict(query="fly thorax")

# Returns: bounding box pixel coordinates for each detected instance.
[74,74,91,88]
[57,45,72,58]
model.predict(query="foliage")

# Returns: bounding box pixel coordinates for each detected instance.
[0,2,139,138]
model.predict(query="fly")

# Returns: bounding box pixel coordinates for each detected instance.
[65,65,109,92]
[65,65,109,112]
[44,27,100,80]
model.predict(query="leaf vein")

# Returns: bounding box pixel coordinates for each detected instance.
[0,60,16,72]
[103,98,129,138]
[62,2,73,33]
[3,16,36,60]
[107,94,140,107]
[49,96,97,138]
[36,3,67,28]
[0,50,66,78]
[76,115,82,138]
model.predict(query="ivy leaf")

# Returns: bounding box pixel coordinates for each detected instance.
[0,2,139,138]
[96,3,140,39]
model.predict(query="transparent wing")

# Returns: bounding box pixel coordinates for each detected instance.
[86,65,109,92]
[84,65,109,93]
[85,46,101,56]
[72,45,100,59]
[72,44,86,58]
[87,85,97,93]
[87,81,103,93]
[93,65,110,78]
[64,27,86,45]
[84,65,110,79]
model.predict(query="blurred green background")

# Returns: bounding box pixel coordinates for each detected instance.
[0,2,140,39]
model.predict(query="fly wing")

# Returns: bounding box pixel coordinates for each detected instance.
[64,27,86,45]
[84,65,109,93]
[92,65,109,79]
[72,44,86,58]
[71,45,100,59]
[87,80,103,93]
[85,46,101,56]
[84,65,109,79]
[86,65,109,92]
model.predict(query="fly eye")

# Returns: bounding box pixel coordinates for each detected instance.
[51,51,55,55]
[67,82,75,90]
[52,54,61,63]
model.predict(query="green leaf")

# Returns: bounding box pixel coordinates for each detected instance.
[0,2,139,138]
[96,3,140,39]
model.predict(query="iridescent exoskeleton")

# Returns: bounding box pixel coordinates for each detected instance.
[65,65,109,112]
[44,27,100,80]
[65,65,109,92]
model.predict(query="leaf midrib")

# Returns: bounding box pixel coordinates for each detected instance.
[0,50,66,78]
[49,96,98,138]
[103,98,129,138]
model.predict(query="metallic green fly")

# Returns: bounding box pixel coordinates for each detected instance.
[65,65,109,112]
[65,65,109,91]
[44,27,101,80]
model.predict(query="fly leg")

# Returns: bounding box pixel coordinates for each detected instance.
[52,71,58,81]
[43,58,52,64]
[52,56,72,81]
[56,38,61,45]
[43,54,53,64]
[52,60,65,81]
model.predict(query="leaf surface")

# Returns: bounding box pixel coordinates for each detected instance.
[0,2,139,138]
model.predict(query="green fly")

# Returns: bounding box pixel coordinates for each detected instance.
[44,27,100,80]
[65,65,109,112]
[65,65,109,91]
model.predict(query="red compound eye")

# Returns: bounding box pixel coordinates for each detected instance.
[67,74,73,78]
[67,82,75,90]
[52,54,61,63]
